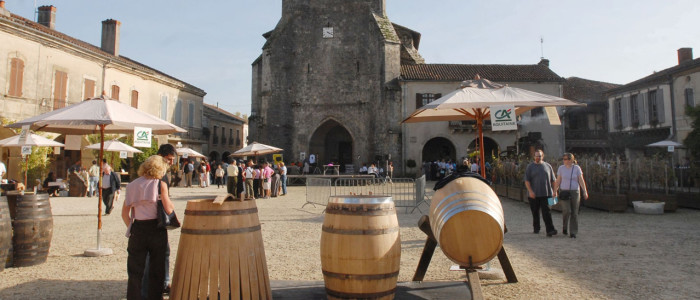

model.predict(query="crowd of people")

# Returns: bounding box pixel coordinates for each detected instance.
[421,158,492,180]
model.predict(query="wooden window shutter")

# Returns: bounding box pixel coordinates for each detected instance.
[111,85,120,100]
[657,88,665,123]
[621,95,630,128]
[9,58,24,97]
[435,93,442,101]
[54,70,68,109]
[639,93,648,125]
[84,79,95,100]
[131,90,139,108]
[415,93,423,109]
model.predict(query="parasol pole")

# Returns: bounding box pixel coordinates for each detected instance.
[84,124,112,256]
[477,109,486,178]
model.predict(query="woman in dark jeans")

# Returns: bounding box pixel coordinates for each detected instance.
[122,155,174,299]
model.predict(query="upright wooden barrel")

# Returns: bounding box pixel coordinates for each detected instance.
[320,195,401,300]
[0,196,11,271]
[171,198,271,300]
[430,177,504,266]
[6,192,53,267]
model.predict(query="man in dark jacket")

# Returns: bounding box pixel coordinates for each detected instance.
[101,166,121,215]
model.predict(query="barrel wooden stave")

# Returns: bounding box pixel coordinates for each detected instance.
[0,196,11,271]
[6,193,53,268]
[321,196,401,300]
[429,177,504,266]
[171,198,271,300]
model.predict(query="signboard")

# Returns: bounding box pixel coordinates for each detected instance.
[183,153,189,159]
[119,151,128,159]
[18,125,30,144]
[300,152,306,161]
[544,107,561,125]
[489,105,517,131]
[133,127,152,148]
[21,145,32,155]
[273,154,283,163]
[65,135,82,150]
[668,146,675,153]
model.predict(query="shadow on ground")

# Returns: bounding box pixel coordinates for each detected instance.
[0,279,126,300]
[271,280,471,299]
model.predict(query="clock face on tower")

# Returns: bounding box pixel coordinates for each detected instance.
[322,27,334,38]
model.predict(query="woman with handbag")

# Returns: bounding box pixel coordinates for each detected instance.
[122,155,175,299]
[554,153,589,239]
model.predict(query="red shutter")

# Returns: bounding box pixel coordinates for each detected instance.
[9,58,24,97]
[111,85,120,100]
[131,90,139,108]
[54,71,68,109]
[84,79,95,100]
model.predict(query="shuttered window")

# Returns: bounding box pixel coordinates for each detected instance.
[9,58,24,97]
[83,79,95,100]
[685,88,695,107]
[161,95,168,120]
[630,94,639,126]
[188,102,195,127]
[174,100,182,126]
[111,85,120,100]
[614,98,622,129]
[131,90,138,108]
[53,70,68,110]
[415,93,441,109]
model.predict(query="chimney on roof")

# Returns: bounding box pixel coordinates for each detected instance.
[101,19,121,56]
[0,1,10,18]
[678,48,693,65]
[37,5,56,30]
[538,58,550,67]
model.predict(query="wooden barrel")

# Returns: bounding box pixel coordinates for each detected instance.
[6,192,53,267]
[171,198,271,300]
[430,177,504,266]
[320,195,401,300]
[0,196,11,271]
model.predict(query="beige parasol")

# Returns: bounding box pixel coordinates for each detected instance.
[0,133,65,185]
[230,142,283,158]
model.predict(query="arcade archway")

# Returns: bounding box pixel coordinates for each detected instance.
[309,119,353,173]
[209,151,220,164]
[468,136,499,162]
[422,137,456,163]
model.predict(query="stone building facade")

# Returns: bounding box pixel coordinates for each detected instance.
[250,0,569,174]
[202,103,248,164]
[0,3,206,180]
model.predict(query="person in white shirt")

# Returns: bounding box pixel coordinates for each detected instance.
[0,160,6,181]
[359,164,368,174]
[367,164,379,178]
[244,161,255,199]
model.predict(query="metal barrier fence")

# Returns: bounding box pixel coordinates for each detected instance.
[303,175,430,213]
[303,177,332,208]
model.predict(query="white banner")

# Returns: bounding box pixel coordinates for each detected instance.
[490,105,517,131]
[119,151,128,158]
[21,145,32,155]
[545,107,561,125]
[18,125,30,144]
[133,127,152,148]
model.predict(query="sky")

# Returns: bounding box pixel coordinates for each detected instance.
[7,1,700,115]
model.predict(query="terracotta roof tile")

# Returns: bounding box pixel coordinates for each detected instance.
[400,63,564,82]
[563,77,621,103]
[203,103,247,123]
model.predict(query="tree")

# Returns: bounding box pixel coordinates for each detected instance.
[684,105,700,160]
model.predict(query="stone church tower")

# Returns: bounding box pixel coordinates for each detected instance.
[250,0,423,170]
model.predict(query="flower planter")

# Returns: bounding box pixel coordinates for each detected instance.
[584,192,627,212]
[506,186,523,202]
[494,184,508,198]
[627,191,677,212]
[676,192,700,209]
[632,201,665,215]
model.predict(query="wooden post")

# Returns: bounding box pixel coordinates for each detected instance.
[412,215,437,282]
[615,157,620,195]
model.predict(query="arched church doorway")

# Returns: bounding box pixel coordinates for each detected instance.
[222,151,232,164]
[468,136,499,162]
[422,137,456,163]
[309,120,353,173]
[209,151,220,164]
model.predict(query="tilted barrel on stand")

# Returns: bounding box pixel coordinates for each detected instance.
[6,192,53,267]
[171,198,271,300]
[430,176,504,266]
[0,196,12,271]
[320,195,401,300]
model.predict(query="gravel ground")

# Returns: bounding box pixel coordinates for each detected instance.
[1,183,699,299]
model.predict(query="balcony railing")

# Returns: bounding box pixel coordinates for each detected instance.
[565,129,608,140]
[213,136,219,145]
[448,120,492,131]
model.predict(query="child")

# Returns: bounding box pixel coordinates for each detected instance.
[215,165,225,188]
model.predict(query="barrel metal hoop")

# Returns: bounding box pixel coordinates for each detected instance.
[325,287,397,299]
[322,270,399,280]
[325,205,395,216]
[321,226,399,235]
[433,195,503,227]
[184,207,258,216]
[181,224,261,235]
